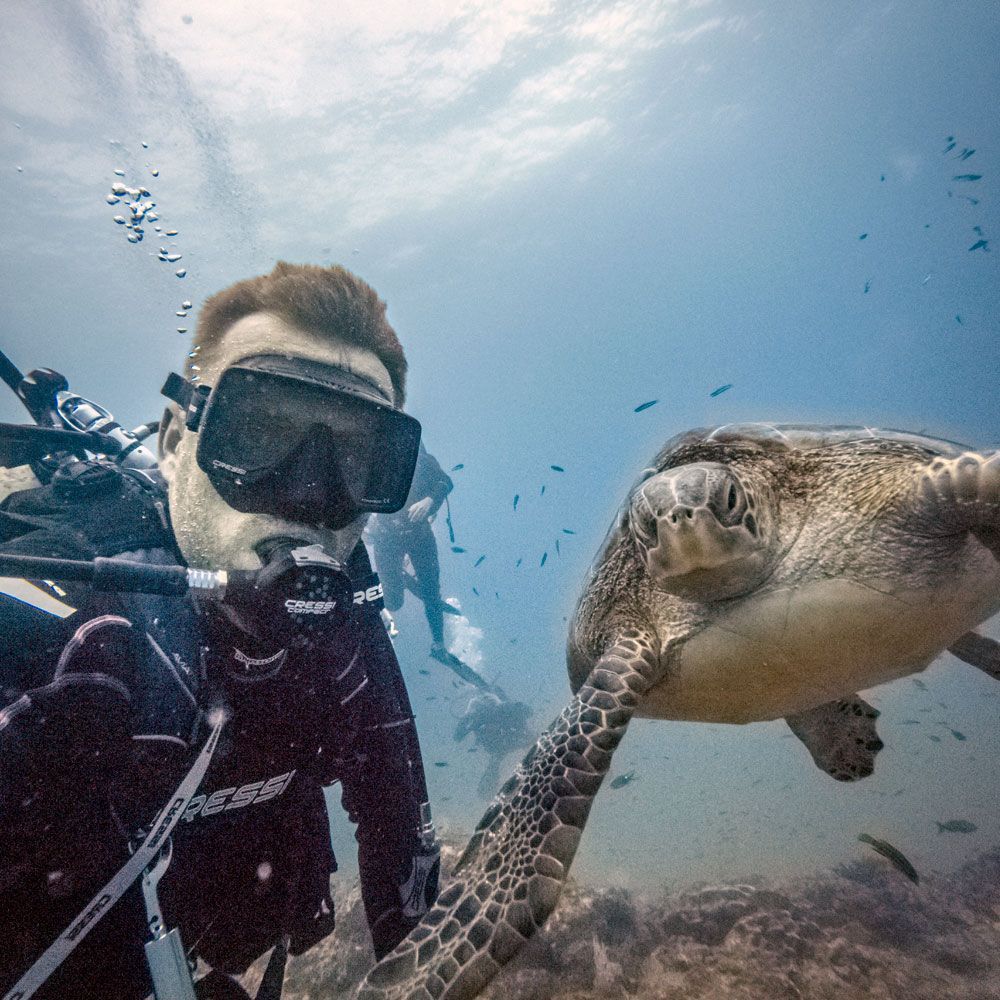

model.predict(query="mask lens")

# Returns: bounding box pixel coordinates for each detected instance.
[196,364,420,520]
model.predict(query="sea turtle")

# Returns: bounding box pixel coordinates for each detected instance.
[358,423,1000,1000]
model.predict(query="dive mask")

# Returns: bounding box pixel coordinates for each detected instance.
[162,355,421,529]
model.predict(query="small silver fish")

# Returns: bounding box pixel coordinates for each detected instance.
[936,819,976,833]
[610,771,636,789]
[858,833,919,884]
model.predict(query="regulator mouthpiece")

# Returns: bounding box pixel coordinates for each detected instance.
[222,542,355,647]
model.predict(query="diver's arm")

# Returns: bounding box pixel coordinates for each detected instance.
[332,583,440,959]
[339,718,440,959]
[415,448,453,520]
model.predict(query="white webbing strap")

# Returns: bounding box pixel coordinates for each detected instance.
[3,713,225,1000]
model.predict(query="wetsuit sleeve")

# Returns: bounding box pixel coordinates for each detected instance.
[339,724,438,958]
[334,596,440,959]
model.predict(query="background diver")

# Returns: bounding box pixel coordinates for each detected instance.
[0,262,440,999]
[453,691,534,798]
[367,442,490,689]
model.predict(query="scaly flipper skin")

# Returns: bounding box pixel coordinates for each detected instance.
[355,630,659,1000]
[784,696,883,781]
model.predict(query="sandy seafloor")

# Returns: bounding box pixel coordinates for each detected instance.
[232,837,1000,1000]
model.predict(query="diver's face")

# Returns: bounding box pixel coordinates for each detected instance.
[160,311,396,571]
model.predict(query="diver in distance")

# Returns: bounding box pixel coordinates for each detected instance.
[453,691,534,798]
[0,262,440,1000]
[368,443,490,689]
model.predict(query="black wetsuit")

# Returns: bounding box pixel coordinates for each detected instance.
[0,461,438,999]
[368,445,453,644]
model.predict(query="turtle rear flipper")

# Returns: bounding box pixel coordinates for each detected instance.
[785,696,883,782]
[357,630,659,1000]
[949,630,1000,680]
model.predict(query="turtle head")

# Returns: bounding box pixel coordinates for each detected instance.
[628,461,776,601]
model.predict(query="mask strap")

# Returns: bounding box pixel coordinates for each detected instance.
[161,373,211,432]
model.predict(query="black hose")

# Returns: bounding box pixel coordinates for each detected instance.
[0,553,191,595]
[0,423,119,454]
[0,553,96,583]
[0,349,24,395]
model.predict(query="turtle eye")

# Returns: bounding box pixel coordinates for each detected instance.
[628,493,658,547]
[728,484,737,510]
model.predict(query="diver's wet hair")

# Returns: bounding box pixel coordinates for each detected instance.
[192,261,408,403]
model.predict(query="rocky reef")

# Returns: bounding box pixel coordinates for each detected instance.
[241,839,1000,999]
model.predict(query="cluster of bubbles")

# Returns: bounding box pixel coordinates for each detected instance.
[105,142,186,281]
[105,142,194,339]
[187,339,203,382]
[177,300,193,341]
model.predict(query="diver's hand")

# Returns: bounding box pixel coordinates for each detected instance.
[406,497,433,522]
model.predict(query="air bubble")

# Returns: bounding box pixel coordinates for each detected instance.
[110,183,127,195]
[175,269,187,278]
[166,230,178,236]
[113,215,126,225]
[150,167,159,177]
[113,168,125,177]
[178,328,188,334]
[182,300,192,309]
[105,195,120,205]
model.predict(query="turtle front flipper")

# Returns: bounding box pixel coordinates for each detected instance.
[356,630,659,1000]
[950,630,1000,680]
[785,696,883,782]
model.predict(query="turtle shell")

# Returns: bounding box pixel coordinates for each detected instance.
[656,423,970,463]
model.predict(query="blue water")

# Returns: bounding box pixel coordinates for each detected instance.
[2,0,999,960]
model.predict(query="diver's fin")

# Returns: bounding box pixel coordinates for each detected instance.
[785,696,883,782]
[949,631,1000,680]
[430,644,491,690]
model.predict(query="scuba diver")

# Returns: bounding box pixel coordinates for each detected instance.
[453,692,534,799]
[368,444,488,689]
[0,262,440,1000]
